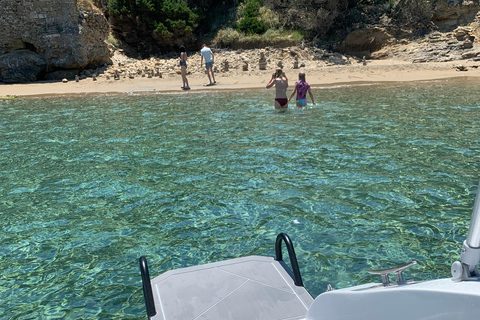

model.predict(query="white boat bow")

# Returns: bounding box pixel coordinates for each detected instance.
[139,181,480,319]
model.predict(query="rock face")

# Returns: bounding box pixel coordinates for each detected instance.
[0,50,47,83]
[433,0,480,30]
[339,1,480,60]
[0,0,111,83]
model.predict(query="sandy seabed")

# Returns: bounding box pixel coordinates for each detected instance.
[1,59,480,98]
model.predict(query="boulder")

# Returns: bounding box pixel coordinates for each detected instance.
[0,50,46,83]
[338,28,395,57]
[0,0,111,82]
[461,51,480,59]
[462,39,474,49]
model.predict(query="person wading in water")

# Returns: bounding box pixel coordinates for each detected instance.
[266,68,289,111]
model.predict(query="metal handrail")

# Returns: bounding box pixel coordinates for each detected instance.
[139,256,156,318]
[275,233,304,287]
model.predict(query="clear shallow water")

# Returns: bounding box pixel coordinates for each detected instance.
[1,80,480,319]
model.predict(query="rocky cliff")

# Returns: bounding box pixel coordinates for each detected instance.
[433,0,480,29]
[338,1,480,59]
[1,0,480,84]
[0,0,110,83]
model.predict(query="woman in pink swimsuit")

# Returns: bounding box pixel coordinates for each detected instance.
[266,68,289,111]
[288,73,316,107]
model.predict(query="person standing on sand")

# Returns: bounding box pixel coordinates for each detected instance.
[200,44,216,86]
[179,46,190,90]
[266,68,288,111]
[288,72,315,107]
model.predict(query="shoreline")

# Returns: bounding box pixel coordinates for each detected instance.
[2,60,480,98]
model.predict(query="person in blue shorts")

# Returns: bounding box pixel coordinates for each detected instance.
[200,44,216,86]
[288,72,315,107]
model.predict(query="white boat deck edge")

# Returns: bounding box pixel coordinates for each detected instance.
[150,255,314,320]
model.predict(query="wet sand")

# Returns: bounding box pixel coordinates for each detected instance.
[1,60,479,97]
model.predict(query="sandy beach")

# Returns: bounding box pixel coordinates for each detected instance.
[2,59,480,98]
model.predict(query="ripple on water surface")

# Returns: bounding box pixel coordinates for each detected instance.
[1,81,480,318]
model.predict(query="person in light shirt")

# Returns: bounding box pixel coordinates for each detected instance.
[200,44,216,86]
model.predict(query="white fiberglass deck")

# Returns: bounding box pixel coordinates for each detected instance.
[149,255,314,320]
[306,278,480,320]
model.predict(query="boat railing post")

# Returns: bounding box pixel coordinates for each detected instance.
[452,180,480,280]
[466,181,480,250]
[139,256,157,318]
[275,233,304,287]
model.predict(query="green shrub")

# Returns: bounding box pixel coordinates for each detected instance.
[259,6,280,29]
[154,22,171,36]
[260,29,303,44]
[262,28,280,39]
[214,27,240,47]
[235,0,269,35]
[107,34,119,47]
[215,27,303,48]
[284,30,303,42]
[263,0,349,38]
[237,17,268,34]
[108,0,198,52]
[243,0,261,18]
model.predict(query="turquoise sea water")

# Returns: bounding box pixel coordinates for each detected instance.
[1,79,480,319]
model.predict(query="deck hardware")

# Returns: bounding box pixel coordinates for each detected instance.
[139,256,156,318]
[367,261,417,286]
[452,180,480,280]
[275,233,304,287]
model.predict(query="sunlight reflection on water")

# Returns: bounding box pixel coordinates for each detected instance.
[1,80,480,318]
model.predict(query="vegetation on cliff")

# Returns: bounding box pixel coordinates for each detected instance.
[105,0,445,55]
[107,0,198,53]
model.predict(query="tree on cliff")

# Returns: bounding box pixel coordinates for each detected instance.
[106,0,443,55]
[264,0,349,39]
[108,0,198,54]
